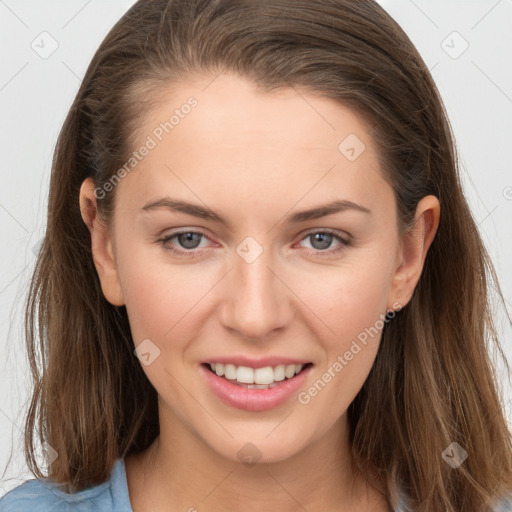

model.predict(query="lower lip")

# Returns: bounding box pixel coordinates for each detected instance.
[200,364,313,412]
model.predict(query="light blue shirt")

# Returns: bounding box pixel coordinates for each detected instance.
[1,457,511,511]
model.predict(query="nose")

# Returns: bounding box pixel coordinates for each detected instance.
[217,244,295,341]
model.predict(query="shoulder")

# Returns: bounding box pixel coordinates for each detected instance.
[0,458,132,512]
[494,493,512,512]
[0,478,71,511]
[393,492,512,512]
[0,478,47,510]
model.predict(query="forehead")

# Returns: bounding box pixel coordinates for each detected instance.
[117,72,391,221]
[144,72,373,153]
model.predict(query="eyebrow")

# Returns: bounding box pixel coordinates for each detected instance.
[141,197,371,228]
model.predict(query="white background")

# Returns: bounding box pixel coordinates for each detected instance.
[1,0,511,496]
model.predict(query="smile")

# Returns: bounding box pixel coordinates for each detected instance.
[200,362,313,411]
[206,362,311,388]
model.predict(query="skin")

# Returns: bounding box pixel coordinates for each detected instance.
[79,72,440,512]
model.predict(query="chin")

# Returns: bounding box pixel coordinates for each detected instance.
[209,434,310,467]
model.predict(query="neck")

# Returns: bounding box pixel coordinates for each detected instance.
[126,405,386,512]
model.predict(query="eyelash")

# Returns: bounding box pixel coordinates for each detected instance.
[157,228,351,258]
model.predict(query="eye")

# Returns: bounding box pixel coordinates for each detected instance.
[158,229,212,256]
[158,228,351,258]
[297,229,351,256]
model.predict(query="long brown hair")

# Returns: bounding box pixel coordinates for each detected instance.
[16,0,512,509]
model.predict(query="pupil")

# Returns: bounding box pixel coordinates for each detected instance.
[179,232,201,249]
[311,233,332,250]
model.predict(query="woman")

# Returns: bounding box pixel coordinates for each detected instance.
[1,0,511,511]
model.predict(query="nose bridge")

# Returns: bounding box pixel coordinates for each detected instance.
[219,236,293,340]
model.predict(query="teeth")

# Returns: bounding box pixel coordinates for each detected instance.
[285,364,296,379]
[224,364,236,380]
[236,366,254,383]
[247,383,272,389]
[254,366,274,384]
[208,362,305,385]
[274,364,285,382]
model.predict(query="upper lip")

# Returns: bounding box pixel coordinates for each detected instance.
[202,356,312,369]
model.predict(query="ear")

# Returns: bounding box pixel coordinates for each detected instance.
[79,178,125,306]
[387,195,440,310]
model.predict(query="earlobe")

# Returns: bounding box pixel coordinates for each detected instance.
[79,178,125,306]
[387,195,440,310]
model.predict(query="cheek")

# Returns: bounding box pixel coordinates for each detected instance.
[117,242,223,350]
[292,264,392,424]
[290,251,394,398]
[116,244,179,339]
[292,255,394,348]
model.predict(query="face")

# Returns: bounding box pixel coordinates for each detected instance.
[82,72,436,465]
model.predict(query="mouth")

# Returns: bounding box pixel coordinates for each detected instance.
[201,362,314,389]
